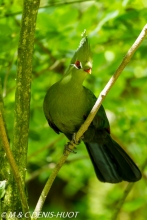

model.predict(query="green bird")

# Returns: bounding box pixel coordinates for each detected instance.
[43,35,141,183]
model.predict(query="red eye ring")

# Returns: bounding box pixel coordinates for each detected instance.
[74,60,82,69]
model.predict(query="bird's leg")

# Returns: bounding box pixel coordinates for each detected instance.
[64,133,84,155]
[64,142,77,154]
[72,133,84,145]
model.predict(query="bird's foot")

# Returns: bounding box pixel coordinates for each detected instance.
[64,134,84,155]
[72,133,84,145]
[64,142,77,155]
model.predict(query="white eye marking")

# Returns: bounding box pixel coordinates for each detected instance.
[72,60,83,69]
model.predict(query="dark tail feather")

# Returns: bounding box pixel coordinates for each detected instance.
[85,134,141,183]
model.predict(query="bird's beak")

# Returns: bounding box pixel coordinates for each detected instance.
[84,68,92,74]
[84,61,92,74]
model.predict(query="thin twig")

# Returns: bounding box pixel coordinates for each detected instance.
[32,151,71,219]
[40,0,94,7]
[112,182,134,220]
[32,24,147,218]
[26,164,55,183]
[28,135,64,159]
[26,155,88,183]
[111,158,147,220]
[0,0,94,19]
[0,111,30,217]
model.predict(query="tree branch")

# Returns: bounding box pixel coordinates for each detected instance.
[32,152,71,219]
[75,24,147,142]
[7,0,40,215]
[0,111,30,217]
[33,24,147,218]
[13,0,40,183]
[0,79,13,214]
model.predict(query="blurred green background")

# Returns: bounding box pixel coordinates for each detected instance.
[0,0,147,219]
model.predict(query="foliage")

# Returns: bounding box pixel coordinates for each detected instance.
[0,0,147,219]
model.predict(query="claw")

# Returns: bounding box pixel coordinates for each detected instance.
[64,142,77,155]
[72,133,84,145]
[64,134,84,155]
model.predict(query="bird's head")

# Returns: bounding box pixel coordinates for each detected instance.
[71,33,92,74]
[65,32,92,81]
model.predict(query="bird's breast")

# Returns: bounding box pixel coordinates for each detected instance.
[45,83,91,134]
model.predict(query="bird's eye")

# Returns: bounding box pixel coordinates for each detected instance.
[74,60,82,69]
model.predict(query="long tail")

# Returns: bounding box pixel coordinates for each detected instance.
[85,133,141,183]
